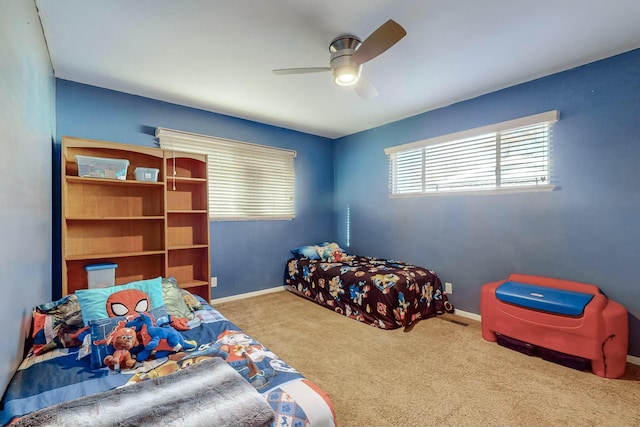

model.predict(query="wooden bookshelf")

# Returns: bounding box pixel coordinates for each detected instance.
[61,136,210,300]
[164,152,211,300]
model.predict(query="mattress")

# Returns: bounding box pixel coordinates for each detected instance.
[0,297,336,427]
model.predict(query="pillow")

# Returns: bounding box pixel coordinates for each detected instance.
[76,277,164,326]
[88,305,169,370]
[315,242,345,262]
[162,277,194,320]
[31,294,84,355]
[290,245,321,259]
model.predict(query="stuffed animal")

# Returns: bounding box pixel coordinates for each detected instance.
[103,327,138,371]
[168,315,190,331]
[126,312,196,362]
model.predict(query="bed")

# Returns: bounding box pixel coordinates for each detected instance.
[0,277,336,427]
[285,243,453,330]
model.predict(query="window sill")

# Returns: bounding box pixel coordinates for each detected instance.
[210,216,295,221]
[390,184,557,198]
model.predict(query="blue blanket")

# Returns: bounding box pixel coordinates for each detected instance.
[1,301,335,427]
[11,357,274,427]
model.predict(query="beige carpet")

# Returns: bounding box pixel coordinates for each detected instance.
[215,290,640,427]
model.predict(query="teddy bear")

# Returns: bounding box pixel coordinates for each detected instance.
[103,327,138,371]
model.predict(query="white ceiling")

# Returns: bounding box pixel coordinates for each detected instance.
[36,0,640,139]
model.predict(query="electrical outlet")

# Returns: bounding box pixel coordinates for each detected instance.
[445,282,453,294]
[211,277,217,287]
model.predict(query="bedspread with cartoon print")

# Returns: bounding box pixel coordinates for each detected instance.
[0,298,336,427]
[285,256,453,329]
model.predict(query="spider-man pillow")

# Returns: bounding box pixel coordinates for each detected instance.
[75,277,165,326]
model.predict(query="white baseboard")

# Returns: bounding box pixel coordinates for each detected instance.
[454,309,639,366]
[452,308,482,322]
[627,354,640,365]
[210,285,285,305]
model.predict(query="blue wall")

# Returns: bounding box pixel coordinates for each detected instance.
[0,1,55,390]
[56,48,640,358]
[56,81,335,299]
[334,49,640,356]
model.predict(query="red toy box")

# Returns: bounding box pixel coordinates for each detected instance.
[481,274,628,378]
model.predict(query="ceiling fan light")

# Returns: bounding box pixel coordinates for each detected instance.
[335,72,359,86]
[333,64,360,86]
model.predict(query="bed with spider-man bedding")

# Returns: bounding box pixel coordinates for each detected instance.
[285,243,454,330]
[0,277,336,426]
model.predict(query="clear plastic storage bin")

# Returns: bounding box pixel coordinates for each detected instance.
[85,263,118,289]
[134,167,159,182]
[75,155,129,180]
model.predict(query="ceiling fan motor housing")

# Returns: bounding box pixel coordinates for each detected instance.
[330,36,362,86]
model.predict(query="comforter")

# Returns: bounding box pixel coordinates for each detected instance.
[0,299,336,427]
[286,255,452,329]
[12,357,274,427]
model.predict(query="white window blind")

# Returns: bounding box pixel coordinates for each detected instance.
[385,111,558,196]
[156,128,296,220]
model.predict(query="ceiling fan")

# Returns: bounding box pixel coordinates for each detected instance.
[273,19,406,99]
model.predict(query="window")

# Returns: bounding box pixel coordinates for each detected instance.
[156,128,296,220]
[385,110,559,196]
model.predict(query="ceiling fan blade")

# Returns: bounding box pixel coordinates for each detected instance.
[273,67,331,75]
[353,19,406,65]
[355,76,379,100]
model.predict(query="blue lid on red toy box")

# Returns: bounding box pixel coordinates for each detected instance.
[496,281,594,316]
[84,263,118,271]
